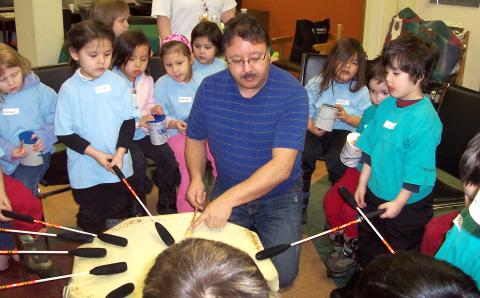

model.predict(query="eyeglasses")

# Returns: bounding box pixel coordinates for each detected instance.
[226,51,268,67]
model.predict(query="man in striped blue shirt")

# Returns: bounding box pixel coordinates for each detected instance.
[186,14,308,289]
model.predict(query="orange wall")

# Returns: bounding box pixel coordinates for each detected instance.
[242,0,365,54]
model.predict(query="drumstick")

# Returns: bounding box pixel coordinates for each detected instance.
[255,209,385,260]
[1,210,127,247]
[111,165,175,246]
[0,247,106,258]
[338,186,396,254]
[0,227,93,243]
[185,207,198,238]
[0,262,127,290]
[106,282,135,298]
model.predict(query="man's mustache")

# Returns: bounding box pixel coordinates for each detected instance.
[241,72,256,80]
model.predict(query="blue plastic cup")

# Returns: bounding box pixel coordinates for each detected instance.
[18,131,43,166]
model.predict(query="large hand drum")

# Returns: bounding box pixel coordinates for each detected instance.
[65,213,279,297]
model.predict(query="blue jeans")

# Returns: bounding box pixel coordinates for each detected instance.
[11,153,51,196]
[212,180,303,289]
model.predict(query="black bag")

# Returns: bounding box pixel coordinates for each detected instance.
[290,19,330,63]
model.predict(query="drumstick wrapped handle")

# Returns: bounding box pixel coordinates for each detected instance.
[1,209,34,223]
[106,282,135,298]
[155,222,175,246]
[90,262,127,275]
[57,233,94,243]
[97,233,128,247]
[69,248,107,258]
[255,244,290,260]
[338,186,360,209]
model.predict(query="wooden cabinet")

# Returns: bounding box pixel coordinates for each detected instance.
[243,9,269,34]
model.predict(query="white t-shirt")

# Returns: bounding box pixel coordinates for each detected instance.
[151,0,237,40]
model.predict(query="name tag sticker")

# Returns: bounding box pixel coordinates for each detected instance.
[94,84,112,94]
[336,99,350,106]
[178,96,192,103]
[383,120,397,130]
[453,213,463,230]
[2,108,19,116]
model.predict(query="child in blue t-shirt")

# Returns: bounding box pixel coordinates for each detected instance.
[112,30,180,215]
[354,35,442,267]
[55,20,137,234]
[191,21,226,82]
[154,34,216,213]
[0,43,57,195]
[302,37,370,221]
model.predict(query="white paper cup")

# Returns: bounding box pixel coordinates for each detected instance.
[240,8,248,13]
[148,115,168,145]
[18,131,44,166]
[314,104,337,132]
[68,3,75,13]
[340,132,362,168]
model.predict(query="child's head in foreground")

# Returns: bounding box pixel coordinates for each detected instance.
[143,238,271,298]
[354,251,480,298]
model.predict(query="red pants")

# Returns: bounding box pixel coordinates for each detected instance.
[3,174,43,232]
[323,168,360,238]
[420,210,460,256]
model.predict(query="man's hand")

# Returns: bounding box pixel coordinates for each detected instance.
[186,179,206,210]
[192,196,233,230]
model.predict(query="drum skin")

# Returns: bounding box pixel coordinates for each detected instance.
[65,213,279,297]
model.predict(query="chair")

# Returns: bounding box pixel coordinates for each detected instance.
[431,84,480,209]
[148,55,165,82]
[299,52,328,86]
[33,63,74,93]
[271,23,342,76]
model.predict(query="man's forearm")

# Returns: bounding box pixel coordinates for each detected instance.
[157,16,171,42]
[221,8,236,24]
[185,137,207,182]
